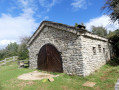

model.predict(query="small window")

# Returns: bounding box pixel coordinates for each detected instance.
[98,45,101,52]
[93,47,96,55]
[103,48,105,53]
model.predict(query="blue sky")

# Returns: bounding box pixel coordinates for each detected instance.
[0,0,119,49]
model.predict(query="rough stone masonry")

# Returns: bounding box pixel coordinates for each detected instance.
[27,21,112,76]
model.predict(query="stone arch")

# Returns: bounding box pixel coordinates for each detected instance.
[37,43,63,72]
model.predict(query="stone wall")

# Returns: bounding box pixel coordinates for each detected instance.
[81,32,110,76]
[28,21,111,76]
[28,26,84,75]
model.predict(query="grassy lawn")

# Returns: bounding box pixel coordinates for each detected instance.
[0,61,119,90]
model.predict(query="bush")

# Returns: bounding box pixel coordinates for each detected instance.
[18,43,29,60]
[107,57,119,66]
[108,29,119,57]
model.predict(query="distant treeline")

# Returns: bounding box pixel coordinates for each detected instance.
[0,36,30,61]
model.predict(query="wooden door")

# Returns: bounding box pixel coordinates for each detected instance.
[37,44,63,72]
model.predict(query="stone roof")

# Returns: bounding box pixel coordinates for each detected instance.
[27,21,108,46]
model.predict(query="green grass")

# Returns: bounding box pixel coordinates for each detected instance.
[0,61,119,90]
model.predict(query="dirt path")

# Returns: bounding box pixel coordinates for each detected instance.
[18,71,59,80]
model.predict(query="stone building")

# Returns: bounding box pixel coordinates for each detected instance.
[27,21,111,76]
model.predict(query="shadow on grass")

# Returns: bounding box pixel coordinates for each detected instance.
[107,57,119,66]
[24,66,29,68]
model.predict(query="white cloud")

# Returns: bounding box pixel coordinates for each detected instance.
[85,15,119,31]
[0,40,15,45]
[39,0,59,12]
[71,0,91,10]
[0,40,15,48]
[0,13,39,45]
[39,0,57,7]
[0,13,38,39]
[43,16,49,20]
[0,0,54,49]
[0,40,16,49]
[17,0,36,17]
[0,0,39,49]
[71,0,86,9]
[18,0,29,6]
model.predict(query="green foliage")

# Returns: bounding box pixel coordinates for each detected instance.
[0,42,19,60]
[107,30,115,38]
[107,29,119,38]
[102,0,119,23]
[91,26,107,37]
[18,43,29,60]
[5,42,19,57]
[18,36,30,60]
[75,23,78,27]
[107,56,119,66]
[0,36,30,61]
[0,49,5,60]
[108,29,119,57]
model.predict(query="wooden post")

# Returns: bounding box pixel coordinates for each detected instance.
[13,56,15,61]
[4,58,6,65]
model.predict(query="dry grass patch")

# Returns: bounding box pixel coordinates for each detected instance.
[61,86,73,90]
[82,81,96,87]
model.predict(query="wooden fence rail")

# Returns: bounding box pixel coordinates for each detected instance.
[0,56,18,66]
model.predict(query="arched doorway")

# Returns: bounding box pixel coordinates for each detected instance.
[37,44,63,72]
